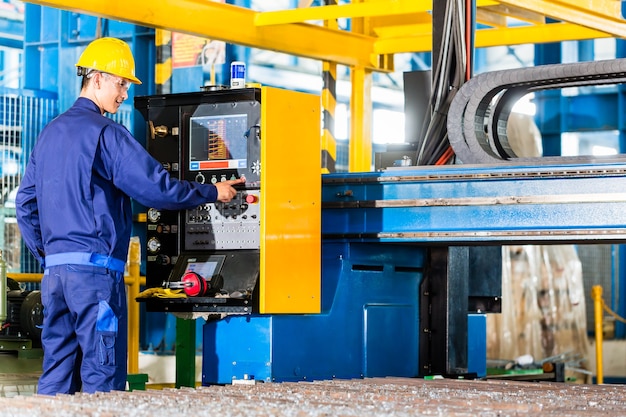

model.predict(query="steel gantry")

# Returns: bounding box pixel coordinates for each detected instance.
[18,0,626,170]
[18,0,626,66]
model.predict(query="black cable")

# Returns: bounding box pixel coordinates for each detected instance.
[415,0,467,166]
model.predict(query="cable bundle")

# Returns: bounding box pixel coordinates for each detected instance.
[415,0,470,166]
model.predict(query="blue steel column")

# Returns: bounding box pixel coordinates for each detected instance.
[23,5,60,93]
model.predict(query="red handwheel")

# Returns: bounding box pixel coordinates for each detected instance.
[181,272,206,297]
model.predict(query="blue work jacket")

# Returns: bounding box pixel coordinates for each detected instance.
[16,97,217,267]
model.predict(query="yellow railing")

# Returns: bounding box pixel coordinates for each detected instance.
[591,285,626,385]
[7,257,146,375]
[591,285,604,384]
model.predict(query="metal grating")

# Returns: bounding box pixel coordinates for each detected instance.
[0,89,58,276]
[578,244,616,335]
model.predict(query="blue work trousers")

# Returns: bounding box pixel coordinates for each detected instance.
[37,264,127,394]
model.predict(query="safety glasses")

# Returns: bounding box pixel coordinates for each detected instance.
[102,72,132,92]
[87,70,132,92]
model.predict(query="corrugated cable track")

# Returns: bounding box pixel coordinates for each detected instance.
[2,378,626,416]
[447,58,626,164]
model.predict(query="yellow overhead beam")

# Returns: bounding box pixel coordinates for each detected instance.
[554,0,623,19]
[369,11,432,33]
[499,0,626,38]
[255,0,500,26]
[476,9,508,28]
[22,0,388,71]
[479,5,546,26]
[475,22,612,48]
[373,23,431,39]
[254,0,433,26]
[374,22,611,54]
[21,0,626,68]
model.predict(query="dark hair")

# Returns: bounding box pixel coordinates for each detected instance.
[78,67,95,90]
[81,75,90,90]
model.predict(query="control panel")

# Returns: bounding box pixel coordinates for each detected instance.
[135,86,321,315]
[185,190,260,251]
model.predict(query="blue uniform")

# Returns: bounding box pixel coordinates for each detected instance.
[16,97,218,394]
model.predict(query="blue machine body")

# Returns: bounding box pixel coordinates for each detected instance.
[468,314,487,377]
[320,162,626,244]
[204,242,424,383]
[203,162,626,384]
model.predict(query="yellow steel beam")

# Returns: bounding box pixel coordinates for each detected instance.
[22,0,623,66]
[475,22,612,47]
[374,33,432,54]
[348,0,373,173]
[369,12,432,34]
[349,66,372,173]
[374,22,611,54]
[476,9,508,28]
[373,22,431,38]
[479,4,546,26]
[255,0,500,26]
[498,0,626,38]
[553,0,623,19]
[254,0,433,26]
[22,0,387,71]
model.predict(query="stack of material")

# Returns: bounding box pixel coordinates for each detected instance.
[1,378,625,416]
[488,245,591,379]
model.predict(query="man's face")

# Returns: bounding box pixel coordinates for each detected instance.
[95,72,132,114]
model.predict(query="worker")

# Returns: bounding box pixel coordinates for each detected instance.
[15,37,245,395]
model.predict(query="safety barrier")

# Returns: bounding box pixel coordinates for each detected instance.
[591,285,626,385]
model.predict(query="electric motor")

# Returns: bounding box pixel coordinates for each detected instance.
[3,278,43,347]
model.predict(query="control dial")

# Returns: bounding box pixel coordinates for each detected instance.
[147,237,161,254]
[147,208,161,223]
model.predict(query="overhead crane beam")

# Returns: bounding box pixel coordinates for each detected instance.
[22,0,626,72]
[498,0,626,39]
[253,0,486,26]
[21,0,389,71]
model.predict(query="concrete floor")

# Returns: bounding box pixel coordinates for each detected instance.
[0,349,43,397]
[2,338,625,397]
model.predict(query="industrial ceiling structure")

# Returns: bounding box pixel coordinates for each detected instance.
[18,0,626,71]
[17,0,625,172]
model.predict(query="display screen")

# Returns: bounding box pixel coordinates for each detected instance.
[183,255,225,279]
[189,114,248,171]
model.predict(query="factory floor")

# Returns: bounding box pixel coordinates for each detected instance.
[1,377,626,416]
[0,352,202,397]
[0,350,42,397]
[0,373,39,397]
[6,341,626,393]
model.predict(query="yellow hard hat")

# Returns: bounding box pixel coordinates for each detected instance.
[75,37,142,85]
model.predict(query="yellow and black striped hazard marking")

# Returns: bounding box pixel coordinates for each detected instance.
[321,0,338,173]
[155,29,172,95]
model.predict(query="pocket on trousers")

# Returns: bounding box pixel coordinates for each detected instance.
[96,300,118,333]
[98,331,117,366]
[96,300,118,366]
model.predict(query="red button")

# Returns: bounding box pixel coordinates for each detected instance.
[245,194,258,204]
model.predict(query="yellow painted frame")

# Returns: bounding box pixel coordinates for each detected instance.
[259,87,321,314]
